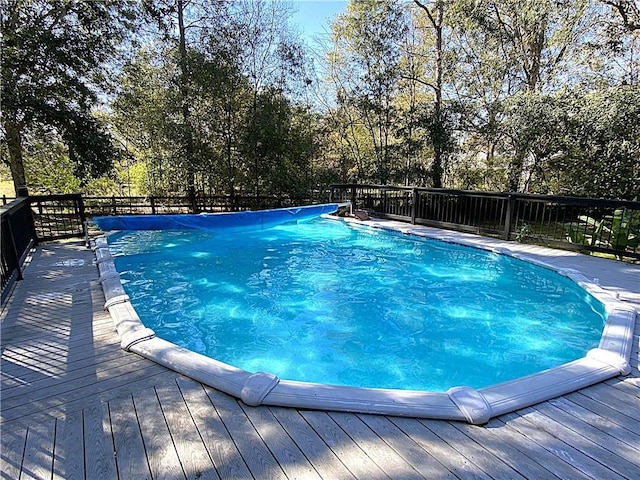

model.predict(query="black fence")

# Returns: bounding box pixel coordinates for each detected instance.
[3,187,638,304]
[330,184,640,260]
[1,197,36,306]
[0,193,327,303]
[82,194,327,217]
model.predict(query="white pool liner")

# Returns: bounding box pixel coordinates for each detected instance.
[94,217,637,424]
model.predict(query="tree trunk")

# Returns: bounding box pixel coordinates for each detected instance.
[177,0,195,197]
[507,153,524,192]
[414,0,445,188]
[4,117,27,194]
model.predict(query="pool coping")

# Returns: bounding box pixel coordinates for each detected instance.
[93,216,637,425]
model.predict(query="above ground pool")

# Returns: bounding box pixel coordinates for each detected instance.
[94,205,635,424]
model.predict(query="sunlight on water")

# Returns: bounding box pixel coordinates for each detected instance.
[109,218,606,391]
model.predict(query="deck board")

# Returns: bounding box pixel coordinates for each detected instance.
[203,386,287,480]
[2,241,639,479]
[301,410,390,479]
[499,411,629,480]
[154,382,217,480]
[269,406,358,480]
[240,403,322,480]
[20,417,56,480]
[82,401,118,480]
[133,386,186,479]
[357,413,456,479]
[329,411,425,479]
[109,395,153,480]
[52,409,84,480]
[176,377,252,479]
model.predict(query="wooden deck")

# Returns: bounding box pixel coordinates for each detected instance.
[1,241,639,480]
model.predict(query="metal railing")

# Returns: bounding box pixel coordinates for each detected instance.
[3,186,637,305]
[330,184,640,260]
[1,197,36,305]
[82,194,327,217]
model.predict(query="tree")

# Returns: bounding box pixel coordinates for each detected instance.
[446,0,593,191]
[1,0,136,194]
[412,0,449,187]
[601,0,640,32]
[327,0,408,184]
[559,86,640,199]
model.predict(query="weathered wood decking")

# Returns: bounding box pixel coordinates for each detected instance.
[1,241,639,479]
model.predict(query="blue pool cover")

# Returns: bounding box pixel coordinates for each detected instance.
[93,203,341,232]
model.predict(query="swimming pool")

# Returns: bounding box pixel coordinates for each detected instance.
[94,209,635,424]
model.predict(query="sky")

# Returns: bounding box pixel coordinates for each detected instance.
[289,0,348,44]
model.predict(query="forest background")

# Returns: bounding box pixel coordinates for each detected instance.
[2,0,639,201]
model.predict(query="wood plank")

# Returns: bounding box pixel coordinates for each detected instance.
[1,361,171,423]
[579,383,640,421]
[419,419,526,480]
[52,409,84,480]
[83,401,118,480]
[109,395,153,480]
[0,422,27,480]
[176,377,251,479]
[301,410,388,479]
[453,417,588,480]
[154,381,218,480]
[483,417,591,480]
[548,396,640,450]
[19,417,55,480]
[2,368,179,428]
[604,376,640,397]
[1,349,137,402]
[519,404,640,478]
[204,386,286,480]
[329,411,424,479]
[566,391,640,436]
[269,406,357,480]
[1,346,126,390]
[1,343,117,383]
[0,334,117,366]
[389,417,492,480]
[240,403,322,480]
[357,414,456,479]
[500,412,628,480]
[132,386,185,479]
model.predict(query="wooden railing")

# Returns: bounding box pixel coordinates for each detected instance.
[329,184,640,260]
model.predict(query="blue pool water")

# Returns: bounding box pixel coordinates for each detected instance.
[108,218,606,392]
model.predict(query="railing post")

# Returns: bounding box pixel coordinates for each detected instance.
[190,191,197,214]
[112,195,117,216]
[151,196,156,215]
[6,220,23,281]
[329,186,334,203]
[411,188,418,225]
[503,194,515,240]
[76,194,89,247]
[350,184,357,214]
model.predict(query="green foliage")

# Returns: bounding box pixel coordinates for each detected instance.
[566,208,640,256]
[558,86,640,199]
[23,138,81,194]
[1,0,136,192]
[4,0,638,201]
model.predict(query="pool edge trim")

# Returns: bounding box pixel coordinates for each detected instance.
[93,219,637,425]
